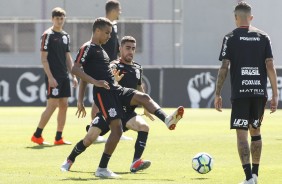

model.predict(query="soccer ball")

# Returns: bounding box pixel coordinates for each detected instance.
[192,152,214,174]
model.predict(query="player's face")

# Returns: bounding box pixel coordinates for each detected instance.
[98,25,112,44]
[120,42,136,63]
[52,16,65,29]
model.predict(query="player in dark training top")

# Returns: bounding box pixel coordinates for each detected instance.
[31,7,78,145]
[70,18,184,178]
[61,36,158,174]
[214,2,278,184]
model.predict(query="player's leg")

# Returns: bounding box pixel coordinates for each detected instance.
[54,97,71,145]
[95,118,122,178]
[31,98,58,144]
[231,98,254,183]
[248,97,266,184]
[91,102,107,143]
[61,115,109,171]
[125,114,151,172]
[129,90,184,130]
[94,90,123,178]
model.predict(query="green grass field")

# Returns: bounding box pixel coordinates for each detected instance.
[0,107,281,184]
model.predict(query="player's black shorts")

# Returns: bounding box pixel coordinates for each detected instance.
[93,86,137,121]
[230,97,267,130]
[45,76,71,99]
[90,111,138,136]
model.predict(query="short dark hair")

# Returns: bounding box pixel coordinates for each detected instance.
[92,17,113,32]
[52,7,66,18]
[234,1,251,14]
[105,0,120,14]
[121,36,136,46]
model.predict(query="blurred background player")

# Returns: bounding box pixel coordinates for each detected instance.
[31,7,78,145]
[61,36,158,174]
[71,18,184,178]
[214,2,278,184]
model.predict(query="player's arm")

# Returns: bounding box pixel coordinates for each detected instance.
[41,51,57,88]
[76,80,88,118]
[214,59,230,112]
[137,85,155,121]
[71,62,109,89]
[265,58,278,113]
[66,52,78,88]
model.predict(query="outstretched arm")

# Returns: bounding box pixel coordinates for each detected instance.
[266,58,278,113]
[214,59,230,112]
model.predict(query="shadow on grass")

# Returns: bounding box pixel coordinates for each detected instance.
[25,144,55,149]
[191,177,209,180]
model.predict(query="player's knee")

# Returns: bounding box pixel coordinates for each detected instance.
[83,136,93,147]
[139,123,149,132]
[251,135,261,142]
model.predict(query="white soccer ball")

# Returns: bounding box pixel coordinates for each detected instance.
[192,152,214,174]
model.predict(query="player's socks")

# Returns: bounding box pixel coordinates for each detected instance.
[34,127,43,138]
[154,108,167,122]
[252,163,259,176]
[99,153,111,168]
[55,131,62,141]
[68,140,87,162]
[133,131,148,162]
[242,164,253,181]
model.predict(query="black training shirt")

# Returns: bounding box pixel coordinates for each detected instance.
[41,28,70,79]
[219,26,273,99]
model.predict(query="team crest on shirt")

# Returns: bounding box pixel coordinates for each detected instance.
[62,35,68,44]
[135,69,141,79]
[52,88,59,96]
[108,108,117,117]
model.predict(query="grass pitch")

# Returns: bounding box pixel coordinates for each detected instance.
[0,107,281,184]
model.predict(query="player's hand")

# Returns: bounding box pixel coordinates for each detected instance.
[143,108,155,121]
[72,76,78,88]
[112,69,124,82]
[76,102,86,118]
[270,95,278,114]
[48,77,58,88]
[95,80,110,90]
[214,95,222,112]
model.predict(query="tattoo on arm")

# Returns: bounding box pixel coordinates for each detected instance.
[215,59,230,96]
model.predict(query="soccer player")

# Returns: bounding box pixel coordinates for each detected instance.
[31,7,78,145]
[70,17,184,178]
[214,2,278,184]
[61,36,158,175]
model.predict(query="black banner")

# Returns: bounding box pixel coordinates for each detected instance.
[1,67,281,108]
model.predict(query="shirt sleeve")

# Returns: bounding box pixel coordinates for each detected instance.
[265,35,273,59]
[219,35,231,61]
[66,34,71,52]
[74,45,89,65]
[138,67,143,86]
[40,33,49,52]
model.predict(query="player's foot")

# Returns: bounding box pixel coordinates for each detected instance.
[164,106,184,130]
[239,178,255,184]
[54,138,72,145]
[94,136,107,143]
[252,174,258,184]
[31,135,50,145]
[60,159,73,172]
[95,167,121,178]
[130,159,151,173]
[120,135,133,141]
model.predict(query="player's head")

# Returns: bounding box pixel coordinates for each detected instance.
[92,17,113,45]
[234,2,253,27]
[120,36,136,63]
[106,0,121,20]
[51,7,66,29]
